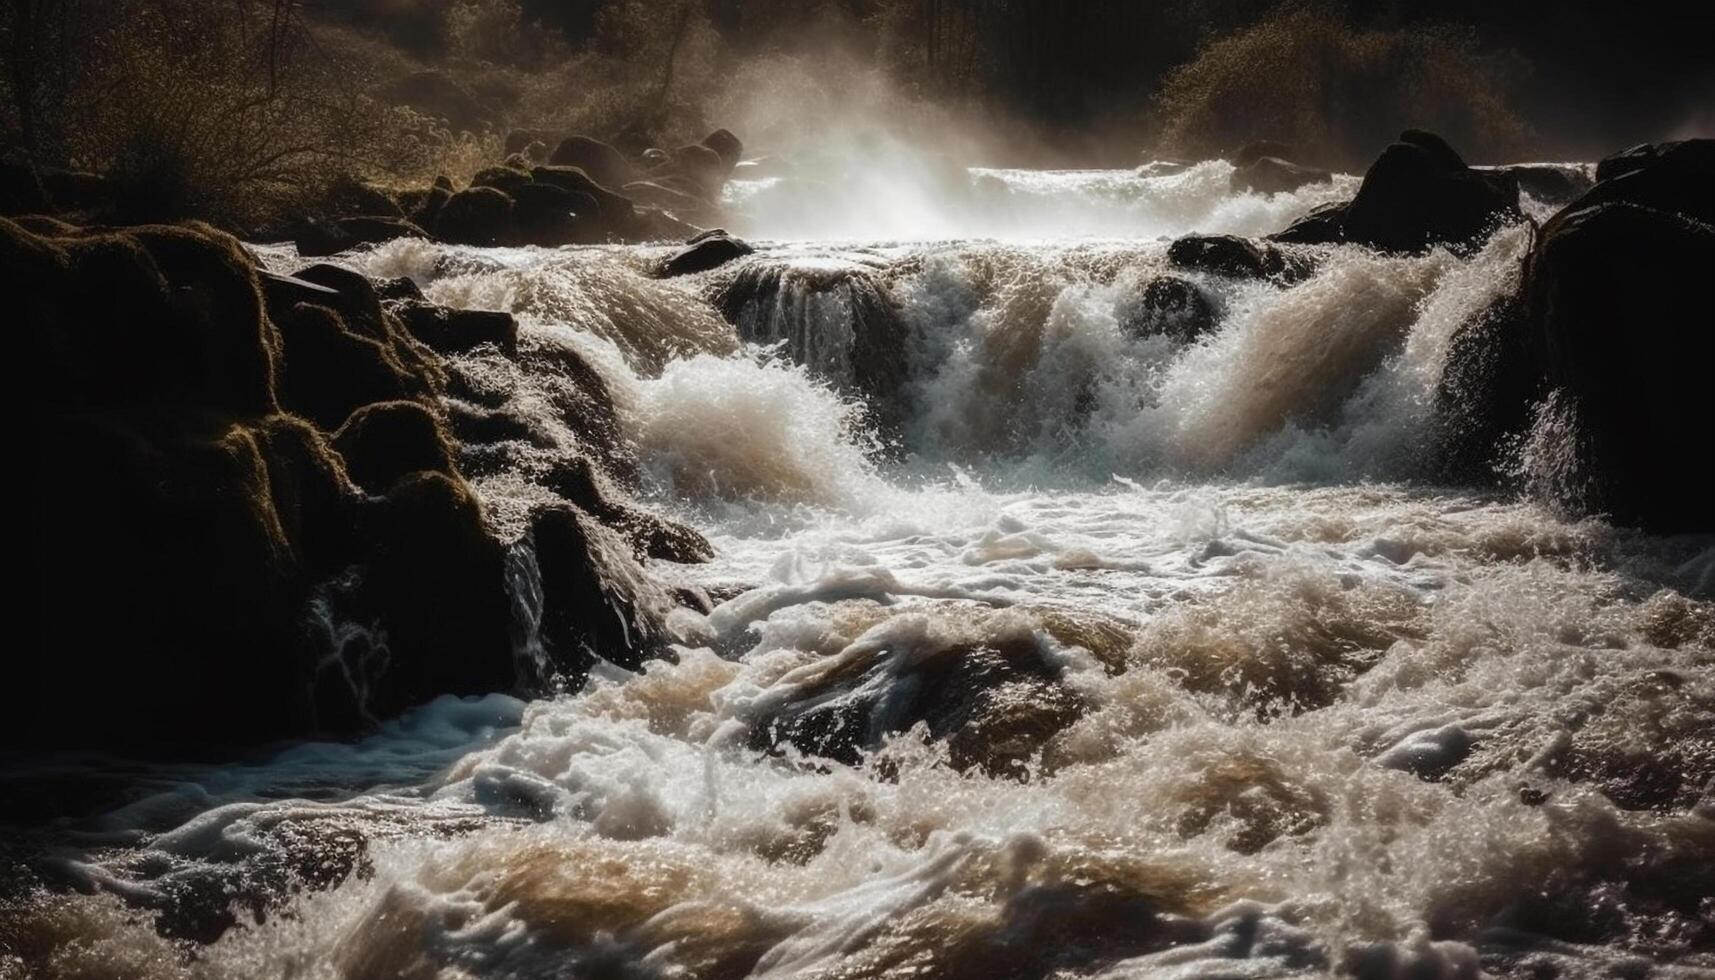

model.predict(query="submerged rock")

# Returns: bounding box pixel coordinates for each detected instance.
[1167,234,1307,282]
[1116,275,1216,343]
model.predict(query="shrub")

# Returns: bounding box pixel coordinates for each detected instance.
[1154,7,1533,168]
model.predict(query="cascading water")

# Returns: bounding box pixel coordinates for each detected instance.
[6,163,1712,980]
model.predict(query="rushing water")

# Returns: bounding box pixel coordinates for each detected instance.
[5,162,1712,979]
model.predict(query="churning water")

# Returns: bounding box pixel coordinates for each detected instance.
[5,162,1712,979]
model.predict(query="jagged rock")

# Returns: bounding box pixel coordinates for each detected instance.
[1117,275,1216,343]
[436,186,514,246]
[657,231,754,277]
[1231,156,1331,195]
[547,135,636,191]
[540,452,713,564]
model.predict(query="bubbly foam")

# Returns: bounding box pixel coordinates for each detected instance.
[26,169,1711,979]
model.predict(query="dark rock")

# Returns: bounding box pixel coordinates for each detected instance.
[530,166,634,221]
[409,184,452,230]
[296,216,429,257]
[508,181,600,245]
[547,135,636,190]
[1168,234,1296,281]
[1434,139,1715,532]
[436,186,514,246]
[1270,201,1349,245]
[374,276,425,302]
[1339,134,1521,254]
[393,300,517,355]
[1594,139,1706,183]
[701,128,745,171]
[666,143,728,198]
[657,232,754,277]
[471,164,534,197]
[272,302,417,429]
[360,472,516,711]
[530,504,667,674]
[745,624,1084,777]
[539,452,713,564]
[1433,289,1538,482]
[1580,139,1714,225]
[1398,129,1467,171]
[1232,140,1294,169]
[333,400,458,494]
[1118,275,1216,343]
[1484,165,1594,206]
[1231,156,1332,195]
[1526,201,1715,531]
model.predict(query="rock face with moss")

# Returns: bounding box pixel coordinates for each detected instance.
[6,217,705,752]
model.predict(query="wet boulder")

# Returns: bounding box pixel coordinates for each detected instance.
[742,611,1085,777]
[547,135,636,191]
[509,180,600,245]
[1276,130,1521,254]
[435,186,514,246]
[392,301,518,355]
[539,452,713,564]
[356,472,517,714]
[1434,139,1715,531]
[1231,139,1294,169]
[1167,234,1307,282]
[332,400,458,494]
[1483,164,1594,206]
[471,164,534,197]
[1230,156,1332,195]
[294,216,429,257]
[656,230,754,277]
[701,128,745,172]
[529,503,669,675]
[1117,275,1216,343]
[1579,139,1714,225]
[1524,201,1715,531]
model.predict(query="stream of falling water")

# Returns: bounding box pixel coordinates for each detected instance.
[4,162,1711,980]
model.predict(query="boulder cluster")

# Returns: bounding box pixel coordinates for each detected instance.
[293,129,746,255]
[7,216,708,752]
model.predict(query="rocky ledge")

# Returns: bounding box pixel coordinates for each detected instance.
[7,216,708,754]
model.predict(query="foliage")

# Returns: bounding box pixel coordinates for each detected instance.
[1154,6,1533,167]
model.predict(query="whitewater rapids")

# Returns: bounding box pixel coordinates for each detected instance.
[3,161,1711,979]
